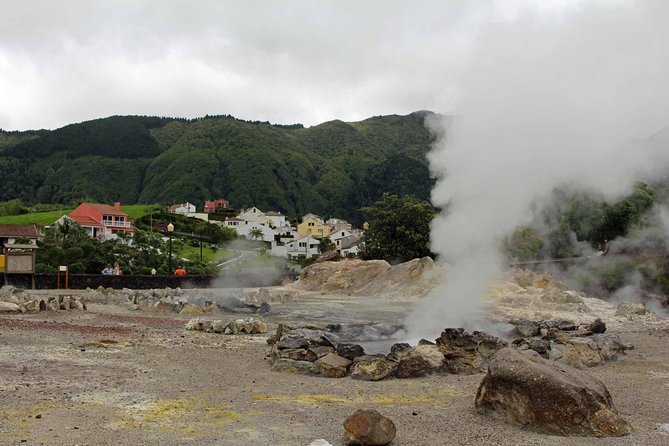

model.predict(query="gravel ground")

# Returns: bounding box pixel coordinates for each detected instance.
[0,294,668,446]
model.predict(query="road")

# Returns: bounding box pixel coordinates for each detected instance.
[217,250,258,268]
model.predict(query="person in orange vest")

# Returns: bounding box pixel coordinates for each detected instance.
[174,266,186,276]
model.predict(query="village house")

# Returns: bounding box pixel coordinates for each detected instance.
[167,202,196,214]
[337,235,361,257]
[265,211,288,228]
[285,235,321,259]
[58,202,135,240]
[269,225,298,257]
[0,224,41,247]
[326,217,352,232]
[203,198,229,213]
[237,207,271,226]
[297,213,332,238]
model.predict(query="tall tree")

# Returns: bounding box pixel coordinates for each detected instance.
[359,193,436,263]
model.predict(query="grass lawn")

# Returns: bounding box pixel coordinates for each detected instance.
[0,204,159,226]
[178,244,235,263]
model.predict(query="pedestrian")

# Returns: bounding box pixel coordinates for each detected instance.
[113,261,123,276]
[102,264,114,275]
[174,266,186,276]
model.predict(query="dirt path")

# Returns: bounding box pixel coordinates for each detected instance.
[1,300,668,445]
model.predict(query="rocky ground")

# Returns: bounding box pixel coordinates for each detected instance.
[1,264,669,445]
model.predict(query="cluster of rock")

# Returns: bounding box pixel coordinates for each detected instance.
[185,317,267,335]
[0,286,86,313]
[79,286,294,315]
[510,317,631,368]
[268,324,508,380]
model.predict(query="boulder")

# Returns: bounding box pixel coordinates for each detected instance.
[336,343,365,361]
[436,328,507,374]
[407,344,445,370]
[185,318,202,331]
[309,346,335,359]
[475,348,631,437]
[23,300,40,313]
[515,321,539,337]
[279,348,318,362]
[271,359,318,375]
[343,408,396,445]
[211,320,224,333]
[153,300,176,313]
[314,353,352,378]
[252,319,267,334]
[558,320,577,331]
[351,357,396,381]
[394,355,431,379]
[276,328,340,350]
[586,318,607,334]
[0,301,20,313]
[180,303,203,314]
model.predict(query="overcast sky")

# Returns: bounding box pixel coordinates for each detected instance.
[1,0,604,130]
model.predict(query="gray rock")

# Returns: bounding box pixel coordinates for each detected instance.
[0,301,20,313]
[476,348,631,437]
[336,343,365,360]
[586,318,607,334]
[515,321,539,337]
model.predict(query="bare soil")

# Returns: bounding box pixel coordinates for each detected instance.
[1,292,668,446]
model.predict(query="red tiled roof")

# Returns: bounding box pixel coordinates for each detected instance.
[0,224,40,237]
[68,215,104,227]
[85,203,127,216]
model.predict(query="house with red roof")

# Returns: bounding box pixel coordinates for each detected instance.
[60,202,135,240]
[204,198,229,213]
[0,224,41,247]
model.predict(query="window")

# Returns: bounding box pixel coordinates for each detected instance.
[308,222,314,227]
[299,242,306,248]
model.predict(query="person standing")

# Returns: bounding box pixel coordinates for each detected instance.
[113,261,123,276]
[102,264,114,275]
[174,266,186,276]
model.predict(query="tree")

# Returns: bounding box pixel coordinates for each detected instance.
[318,237,335,254]
[504,226,545,261]
[248,227,264,241]
[359,193,436,263]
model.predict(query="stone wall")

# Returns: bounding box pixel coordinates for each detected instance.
[5,270,286,290]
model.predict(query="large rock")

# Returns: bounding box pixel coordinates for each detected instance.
[0,301,20,313]
[271,359,318,375]
[615,302,648,317]
[394,355,431,379]
[475,348,631,437]
[314,353,352,378]
[436,328,507,374]
[336,343,365,360]
[351,357,396,381]
[343,408,396,445]
[548,334,630,368]
[276,328,340,350]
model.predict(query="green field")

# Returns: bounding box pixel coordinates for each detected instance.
[0,204,159,226]
[177,244,234,263]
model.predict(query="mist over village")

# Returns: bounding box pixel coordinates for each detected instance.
[1,1,669,445]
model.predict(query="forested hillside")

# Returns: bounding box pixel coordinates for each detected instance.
[0,112,436,224]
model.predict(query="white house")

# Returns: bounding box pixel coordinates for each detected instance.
[329,228,356,247]
[327,217,352,232]
[337,235,361,257]
[286,235,321,259]
[269,226,299,257]
[168,202,196,214]
[223,217,276,242]
[265,211,288,228]
[237,207,271,226]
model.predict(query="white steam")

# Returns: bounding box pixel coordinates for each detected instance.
[406,0,669,339]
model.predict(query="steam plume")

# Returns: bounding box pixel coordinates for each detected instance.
[406,0,669,339]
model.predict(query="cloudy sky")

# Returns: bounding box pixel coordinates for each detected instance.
[0,0,587,130]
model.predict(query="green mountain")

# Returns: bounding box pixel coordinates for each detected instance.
[0,112,436,224]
